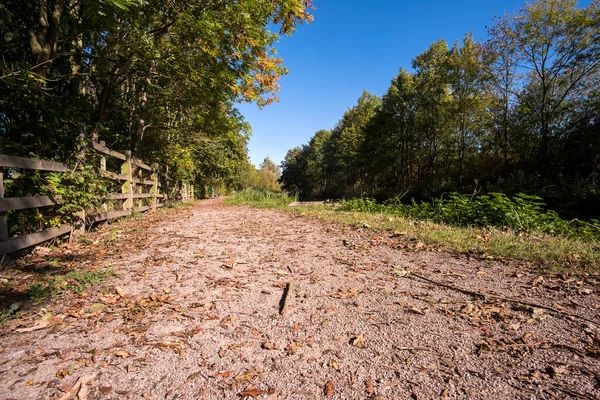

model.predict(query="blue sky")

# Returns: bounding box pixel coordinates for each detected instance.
[237,0,586,167]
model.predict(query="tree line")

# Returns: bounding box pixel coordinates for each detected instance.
[0,0,312,194]
[281,0,600,217]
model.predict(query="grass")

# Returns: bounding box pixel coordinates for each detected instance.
[224,188,298,208]
[226,190,600,271]
[0,266,116,326]
[27,267,116,304]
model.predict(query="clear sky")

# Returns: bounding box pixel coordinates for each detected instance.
[237,0,588,167]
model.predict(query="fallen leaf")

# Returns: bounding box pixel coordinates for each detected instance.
[213,371,234,379]
[261,341,278,350]
[285,341,304,354]
[330,288,362,299]
[350,334,366,348]
[324,380,334,396]
[114,350,129,358]
[115,286,126,298]
[532,276,544,287]
[366,379,375,395]
[328,359,339,370]
[99,386,112,395]
[16,320,51,333]
[234,370,257,382]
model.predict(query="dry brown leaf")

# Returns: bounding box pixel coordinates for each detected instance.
[285,341,304,354]
[16,320,51,333]
[330,288,362,299]
[365,379,375,395]
[261,341,278,350]
[114,350,129,358]
[229,342,247,350]
[99,386,112,395]
[222,259,236,269]
[115,286,126,298]
[212,371,234,379]
[532,276,544,286]
[350,334,366,348]
[234,370,257,382]
[324,380,334,397]
[159,341,183,348]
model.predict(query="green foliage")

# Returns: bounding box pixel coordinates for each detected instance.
[43,167,109,227]
[280,0,600,217]
[338,193,600,240]
[1,0,313,200]
[225,188,298,208]
[29,268,115,304]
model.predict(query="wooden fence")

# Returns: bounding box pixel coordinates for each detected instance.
[0,135,193,255]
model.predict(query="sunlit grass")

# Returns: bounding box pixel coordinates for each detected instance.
[224,188,298,208]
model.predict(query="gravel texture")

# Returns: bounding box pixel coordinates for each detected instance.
[0,198,599,399]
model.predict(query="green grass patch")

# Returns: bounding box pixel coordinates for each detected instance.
[224,188,298,208]
[28,267,116,304]
[339,193,600,240]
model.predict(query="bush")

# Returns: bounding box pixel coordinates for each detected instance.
[338,192,600,240]
[225,188,298,208]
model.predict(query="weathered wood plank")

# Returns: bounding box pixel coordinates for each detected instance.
[87,141,127,161]
[0,224,72,255]
[132,178,156,186]
[108,193,162,200]
[86,210,130,224]
[0,196,62,212]
[132,159,152,171]
[0,154,70,172]
[102,171,128,181]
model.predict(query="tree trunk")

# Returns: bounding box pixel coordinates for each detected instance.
[29,0,66,81]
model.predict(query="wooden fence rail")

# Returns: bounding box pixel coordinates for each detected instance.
[0,136,193,255]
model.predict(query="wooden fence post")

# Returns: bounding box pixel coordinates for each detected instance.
[121,150,134,211]
[151,163,158,210]
[136,166,143,209]
[0,169,8,241]
[99,141,108,212]
[74,133,87,235]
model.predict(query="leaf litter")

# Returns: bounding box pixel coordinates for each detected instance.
[0,197,599,399]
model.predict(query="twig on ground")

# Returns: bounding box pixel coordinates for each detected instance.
[404,271,599,326]
[393,345,430,352]
[280,282,294,316]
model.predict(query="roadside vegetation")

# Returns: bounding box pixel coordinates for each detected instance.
[225,188,298,208]
[280,0,600,221]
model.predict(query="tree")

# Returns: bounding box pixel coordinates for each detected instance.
[487,0,600,168]
[259,157,282,191]
[324,91,380,197]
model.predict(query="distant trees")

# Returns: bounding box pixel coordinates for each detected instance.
[1,0,313,194]
[281,0,600,215]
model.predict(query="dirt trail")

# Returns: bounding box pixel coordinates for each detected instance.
[1,198,599,399]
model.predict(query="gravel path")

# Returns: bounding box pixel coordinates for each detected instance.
[1,198,599,399]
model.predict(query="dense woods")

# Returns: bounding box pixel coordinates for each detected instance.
[0,0,312,194]
[281,0,600,217]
